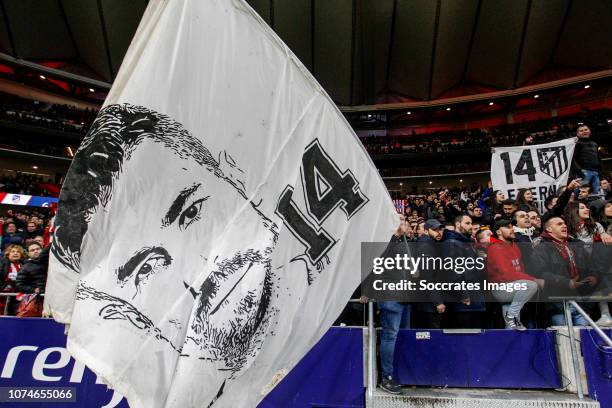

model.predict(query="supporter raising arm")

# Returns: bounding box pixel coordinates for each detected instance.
[542,178,582,220]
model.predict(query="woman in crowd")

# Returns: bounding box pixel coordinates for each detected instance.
[516,188,539,212]
[484,190,505,226]
[0,244,26,315]
[598,201,612,233]
[565,202,611,246]
[564,202,612,326]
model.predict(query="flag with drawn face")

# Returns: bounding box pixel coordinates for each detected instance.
[44,0,397,407]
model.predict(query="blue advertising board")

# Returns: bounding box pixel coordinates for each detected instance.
[0,317,127,408]
[0,318,364,408]
[581,328,612,408]
[394,329,561,389]
[27,196,59,208]
[0,193,59,208]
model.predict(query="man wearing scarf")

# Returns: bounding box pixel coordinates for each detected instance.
[513,209,538,272]
[513,210,536,244]
[531,215,600,326]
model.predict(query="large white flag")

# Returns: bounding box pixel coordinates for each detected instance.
[44,0,397,407]
[491,138,577,212]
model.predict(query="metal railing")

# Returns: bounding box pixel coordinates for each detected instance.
[562,299,612,400]
[356,297,612,402]
[366,301,376,405]
[344,298,376,404]
[3,292,609,402]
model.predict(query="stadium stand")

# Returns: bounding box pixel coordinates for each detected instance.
[0,92,96,134]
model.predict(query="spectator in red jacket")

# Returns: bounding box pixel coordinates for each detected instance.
[487,219,543,330]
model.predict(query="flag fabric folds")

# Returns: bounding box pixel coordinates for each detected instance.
[44,0,397,406]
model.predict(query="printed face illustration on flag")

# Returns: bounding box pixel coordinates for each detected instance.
[52,105,280,373]
[44,1,397,407]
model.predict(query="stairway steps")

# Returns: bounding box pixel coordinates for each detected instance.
[369,388,599,408]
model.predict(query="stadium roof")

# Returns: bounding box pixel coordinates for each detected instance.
[0,0,610,106]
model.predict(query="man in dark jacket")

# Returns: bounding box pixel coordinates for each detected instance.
[16,242,49,294]
[531,216,600,325]
[416,219,445,328]
[501,199,517,220]
[443,215,486,328]
[572,124,602,196]
[471,206,485,225]
[24,221,42,242]
[378,216,414,394]
[360,215,413,394]
[1,222,24,252]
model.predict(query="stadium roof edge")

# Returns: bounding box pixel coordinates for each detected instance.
[0,52,112,90]
[339,70,612,113]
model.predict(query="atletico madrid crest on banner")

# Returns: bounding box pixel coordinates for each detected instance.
[537,146,569,180]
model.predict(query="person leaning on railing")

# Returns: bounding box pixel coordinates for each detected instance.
[564,201,612,326]
[442,214,486,329]
[415,219,446,329]
[15,242,49,296]
[530,215,601,326]
[359,215,413,395]
[487,219,542,331]
[0,244,26,315]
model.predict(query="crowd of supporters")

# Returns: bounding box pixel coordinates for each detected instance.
[366,170,612,393]
[390,178,611,231]
[0,92,96,134]
[0,173,61,197]
[1,95,610,168]
[337,124,612,336]
[0,102,611,331]
[0,207,52,316]
[361,109,612,156]
[338,173,612,329]
[3,174,609,325]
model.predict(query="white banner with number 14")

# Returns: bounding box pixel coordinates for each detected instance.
[491,137,577,213]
